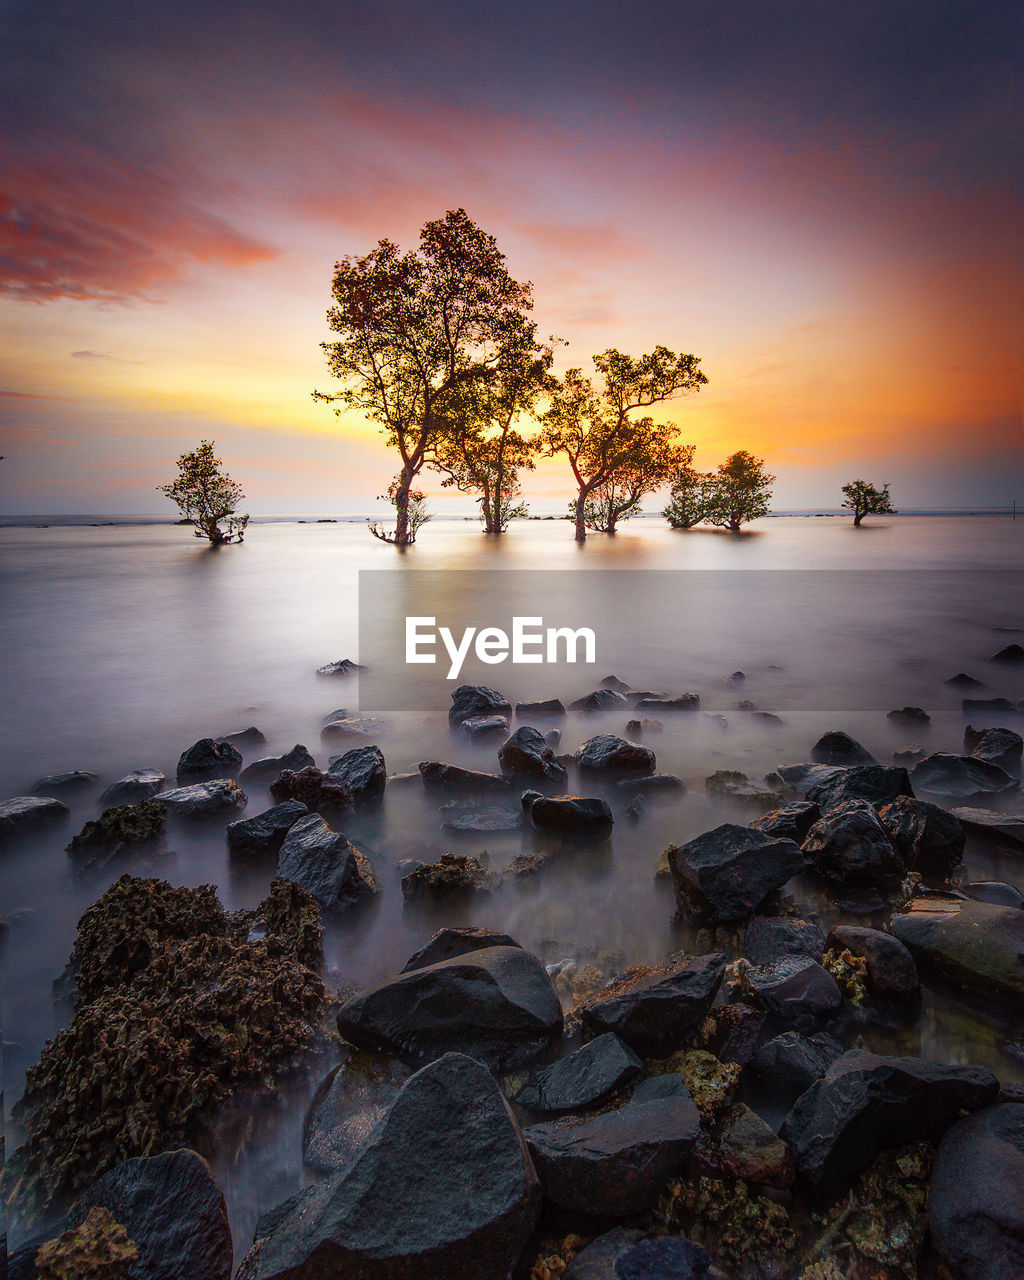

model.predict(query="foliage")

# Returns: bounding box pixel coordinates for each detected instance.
[704,449,775,531]
[367,482,433,545]
[663,445,716,528]
[158,441,249,545]
[35,1206,139,1280]
[841,478,896,526]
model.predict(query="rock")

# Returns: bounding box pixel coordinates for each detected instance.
[315,658,366,676]
[888,706,930,725]
[601,675,633,691]
[952,807,1024,849]
[570,688,629,713]
[801,799,905,889]
[514,1033,642,1113]
[775,762,846,795]
[563,1229,710,1280]
[31,771,99,797]
[448,683,512,728]
[705,769,782,809]
[947,673,984,687]
[236,1053,539,1280]
[750,1031,845,1094]
[963,696,1023,719]
[890,896,1024,1006]
[401,853,491,902]
[991,643,1024,664]
[498,726,568,782]
[805,764,914,811]
[753,710,785,725]
[226,800,308,857]
[744,915,824,965]
[277,812,380,912]
[175,737,242,784]
[749,800,820,844]
[218,725,266,747]
[269,766,353,812]
[98,768,165,805]
[716,1102,794,1188]
[781,1049,999,1201]
[66,800,167,859]
[320,716,383,742]
[328,745,387,804]
[965,725,1023,772]
[459,714,510,741]
[302,1049,410,1174]
[634,694,701,713]
[668,824,805,923]
[743,956,842,1027]
[70,1149,232,1280]
[418,761,511,792]
[811,731,877,766]
[0,795,69,840]
[699,1002,766,1067]
[515,698,566,719]
[240,745,315,782]
[911,752,1018,800]
[524,1094,701,1216]
[617,773,685,795]
[336,946,562,1070]
[632,1074,697,1104]
[825,925,919,1004]
[576,734,656,775]
[544,729,561,748]
[963,881,1024,908]
[440,802,522,832]
[893,745,928,767]
[400,926,521,973]
[929,1103,1024,1280]
[153,779,246,818]
[529,795,613,838]
[578,953,726,1056]
[877,794,965,877]
[32,1207,137,1279]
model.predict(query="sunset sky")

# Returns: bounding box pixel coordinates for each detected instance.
[1,0,1019,515]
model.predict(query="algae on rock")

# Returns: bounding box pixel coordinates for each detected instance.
[35,1205,139,1280]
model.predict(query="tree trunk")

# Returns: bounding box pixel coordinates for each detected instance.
[853,511,864,527]
[607,511,618,534]
[393,473,412,546]
[729,515,742,532]
[573,492,588,542]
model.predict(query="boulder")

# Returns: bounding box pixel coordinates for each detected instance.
[315,658,366,676]
[965,725,1024,772]
[705,769,783,809]
[269,766,353,812]
[226,800,308,857]
[668,824,805,923]
[825,925,920,1004]
[716,1102,794,1188]
[175,737,242,784]
[157,779,246,818]
[632,1075,697,1104]
[743,956,842,1027]
[418,761,512,792]
[237,1053,540,1280]
[781,1049,999,1201]
[633,693,701,713]
[617,773,685,795]
[524,1094,701,1216]
[929,1103,1024,1280]
[440,803,522,832]
[887,706,930,725]
[563,1229,710,1280]
[218,726,266,747]
[515,698,565,719]
[0,795,69,840]
[811,730,877,766]
[70,1149,232,1280]
[303,1049,410,1174]
[890,896,1024,1006]
[400,926,520,973]
[240,745,316,782]
[963,881,1024,908]
[576,734,656,775]
[911,752,1018,800]
[699,1002,766,1067]
[775,762,846,795]
[31,770,99,797]
[98,768,165,805]
[749,800,820,844]
[498,726,568,782]
[877,795,965,877]
[750,1031,845,1095]
[578,953,726,1056]
[601,675,633,691]
[320,716,383,742]
[801,799,905,889]
[448,684,512,728]
[952,806,1024,850]
[328,745,387,804]
[569,689,629,713]
[744,915,824,966]
[459,715,510,741]
[515,1033,642,1114]
[948,672,984,686]
[66,799,167,859]
[401,853,491,902]
[805,764,914,811]
[962,697,1023,719]
[336,946,562,1070]
[991,643,1024,664]
[277,812,380,913]
[893,745,928,767]
[529,795,613,839]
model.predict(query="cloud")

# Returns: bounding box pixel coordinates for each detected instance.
[0,389,77,400]
[71,350,113,360]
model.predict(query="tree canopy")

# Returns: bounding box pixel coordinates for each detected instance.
[158,441,248,545]
[841,479,896,526]
[663,446,716,529]
[704,450,775,531]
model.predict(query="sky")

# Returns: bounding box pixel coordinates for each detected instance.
[0,0,1020,515]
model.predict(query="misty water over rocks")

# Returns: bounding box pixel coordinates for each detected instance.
[2,514,1023,1259]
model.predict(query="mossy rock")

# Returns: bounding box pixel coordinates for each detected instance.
[66,800,167,857]
[35,1205,138,1279]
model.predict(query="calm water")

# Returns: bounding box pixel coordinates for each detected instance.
[2,515,1023,1252]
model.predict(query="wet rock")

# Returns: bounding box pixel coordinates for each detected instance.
[825,925,920,1004]
[71,1149,232,1280]
[811,730,877,766]
[744,915,824,965]
[617,773,685,794]
[440,802,522,832]
[965,724,1024,772]
[31,771,99,797]
[529,795,613,838]
[750,1031,845,1094]
[952,806,1024,850]
[775,762,846,795]
[328,745,387,804]
[336,945,562,1070]
[890,896,1024,1007]
[459,714,510,741]
[524,1094,701,1217]
[576,734,656,775]
[515,698,566,719]
[963,696,1024,719]
[893,744,928,767]
[570,688,629,713]
[991,643,1024,664]
[805,763,914,811]
[699,1002,766,1067]
[634,693,701,713]
[801,799,905,889]
[544,728,561,748]
[752,710,785,725]
[911,752,1018,800]
[33,1205,138,1279]
[947,672,984,687]
[448,683,512,728]
[632,1074,697,1104]
[887,706,930,725]
[98,769,165,806]
[929,1103,1024,1280]
[963,881,1024,908]
[563,1229,710,1280]
[877,794,965,877]
[749,800,820,844]
[418,760,512,792]
[705,769,782,809]
[578,953,726,1056]
[66,800,167,859]
[0,795,70,840]
[781,1049,999,1201]
[226,800,308,857]
[743,955,842,1027]
[601,675,633,691]
[400,926,520,973]
[320,716,383,742]
[498,726,568,782]
[401,853,492,902]
[716,1102,794,1189]
[154,779,246,818]
[175,738,242,784]
[668,823,805,923]
[237,1053,540,1280]
[239,745,315,782]
[218,726,266,747]
[514,1033,642,1114]
[302,1049,410,1174]
[269,766,352,812]
[277,812,381,912]
[315,657,366,676]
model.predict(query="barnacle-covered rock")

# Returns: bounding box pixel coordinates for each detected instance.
[66,800,167,860]
[35,1206,138,1280]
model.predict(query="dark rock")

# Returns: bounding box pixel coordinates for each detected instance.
[401,853,491,902]
[805,764,914,811]
[440,802,522,832]
[775,762,846,795]
[890,896,1024,1006]
[912,752,1017,800]
[576,734,656,775]
[320,716,382,742]
[752,710,785,725]
[744,915,824,965]
[743,956,842,1027]
[963,881,1024,908]
[0,795,69,840]
[929,1103,1024,1280]
[716,1101,794,1188]
[66,800,167,858]
[315,657,366,676]
[529,795,613,838]
[705,769,783,809]
[700,1002,766,1067]
[236,1053,539,1280]
[448,683,512,728]
[617,773,685,795]
[668,824,805,923]
[826,925,920,1004]
[963,697,1023,719]
[514,1033,642,1113]
[877,794,965,877]
[31,771,99,797]
[302,1049,410,1174]
[336,946,562,1070]
[801,799,905,889]
[811,730,877,766]
[632,1074,697,1104]
[965,725,1023,772]
[418,760,512,792]
[524,1095,701,1216]
[947,672,983,687]
[321,707,350,724]
[218,726,266,747]
[781,1049,999,1201]
[498,726,568,782]
[520,788,542,811]
[579,953,726,1056]
[563,1230,710,1280]
[893,745,928,767]
[459,714,510,741]
[625,794,647,821]
[570,688,629,713]
[750,1031,845,1094]
[277,812,380,912]
[240,745,315,782]
[175,737,242,784]
[888,706,930,724]
[226,800,308,857]
[71,1149,232,1280]
[749,800,820,844]
[400,926,520,973]
[328,745,387,804]
[952,807,1024,849]
[600,675,633,691]
[991,643,1024,664]
[157,779,247,817]
[269,766,353,812]
[98,768,165,806]
[515,698,566,719]
[634,694,701,713]
[544,729,561,748]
